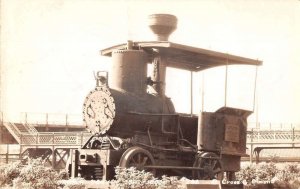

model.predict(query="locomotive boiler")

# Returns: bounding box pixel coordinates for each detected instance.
[83,48,176,137]
[67,14,262,181]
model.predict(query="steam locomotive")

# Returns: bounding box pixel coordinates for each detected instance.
[67,14,262,181]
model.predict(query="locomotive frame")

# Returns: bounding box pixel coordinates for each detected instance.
[67,14,262,181]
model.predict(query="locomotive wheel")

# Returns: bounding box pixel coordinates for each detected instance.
[119,147,156,175]
[193,152,223,180]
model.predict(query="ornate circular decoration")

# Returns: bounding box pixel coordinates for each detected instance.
[83,86,115,134]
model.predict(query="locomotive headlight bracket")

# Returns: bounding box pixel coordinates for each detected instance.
[94,71,109,87]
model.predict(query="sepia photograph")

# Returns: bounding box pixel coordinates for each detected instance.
[0,0,300,188]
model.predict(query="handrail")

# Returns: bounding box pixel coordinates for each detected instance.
[23,123,38,134]
[3,123,21,143]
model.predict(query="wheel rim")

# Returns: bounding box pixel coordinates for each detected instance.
[193,152,223,180]
[119,147,155,174]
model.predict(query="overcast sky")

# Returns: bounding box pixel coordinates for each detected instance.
[1,0,300,125]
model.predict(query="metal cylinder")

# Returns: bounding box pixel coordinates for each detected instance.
[110,50,148,94]
[107,89,176,137]
[148,14,177,41]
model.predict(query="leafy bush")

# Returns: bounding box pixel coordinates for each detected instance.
[0,158,62,189]
[57,177,85,189]
[114,166,183,189]
[273,163,300,189]
[1,160,184,189]
[0,161,23,186]
[237,162,300,189]
[235,164,256,185]
[256,162,277,182]
[3,158,300,189]
[19,158,59,189]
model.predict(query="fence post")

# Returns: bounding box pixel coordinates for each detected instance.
[292,127,295,147]
[65,114,69,131]
[25,113,28,124]
[46,113,49,132]
[0,112,2,144]
[19,134,23,160]
[66,114,68,126]
[0,121,2,144]
[1,112,3,125]
[36,133,39,148]
[6,144,9,164]
[250,128,253,163]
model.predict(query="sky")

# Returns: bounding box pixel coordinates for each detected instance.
[1,0,300,126]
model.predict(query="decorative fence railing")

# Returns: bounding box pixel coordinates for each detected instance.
[13,129,300,146]
[19,132,92,146]
[247,129,300,143]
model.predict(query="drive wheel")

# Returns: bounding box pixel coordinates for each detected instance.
[193,152,223,180]
[119,147,156,175]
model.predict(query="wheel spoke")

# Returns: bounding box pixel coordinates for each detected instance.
[137,154,142,163]
[211,160,217,169]
[142,156,148,165]
[131,156,138,165]
[131,153,151,167]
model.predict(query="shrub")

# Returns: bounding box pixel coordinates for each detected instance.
[0,161,23,186]
[18,158,59,189]
[114,166,183,189]
[57,177,85,189]
[237,162,300,189]
[0,158,62,189]
[255,162,277,182]
[115,166,157,189]
[235,164,256,185]
[273,163,300,189]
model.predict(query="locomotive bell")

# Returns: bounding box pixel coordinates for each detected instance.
[110,49,148,95]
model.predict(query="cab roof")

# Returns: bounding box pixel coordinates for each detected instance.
[101,41,262,72]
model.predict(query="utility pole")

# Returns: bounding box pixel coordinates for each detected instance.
[0,0,3,144]
[0,0,2,114]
